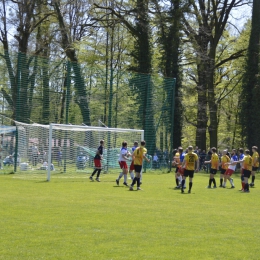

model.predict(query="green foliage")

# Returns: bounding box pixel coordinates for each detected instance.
[181,19,251,150]
[0,0,255,153]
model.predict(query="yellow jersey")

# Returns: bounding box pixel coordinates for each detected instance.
[133,146,147,165]
[184,152,198,170]
[252,152,259,167]
[211,153,219,170]
[243,155,252,171]
[221,155,230,170]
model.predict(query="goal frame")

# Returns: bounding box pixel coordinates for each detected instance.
[47,123,144,181]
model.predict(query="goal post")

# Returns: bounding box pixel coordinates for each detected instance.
[13,120,144,181]
[46,123,144,181]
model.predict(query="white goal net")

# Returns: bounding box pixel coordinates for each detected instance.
[10,121,144,180]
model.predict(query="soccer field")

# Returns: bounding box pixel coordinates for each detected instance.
[1,170,259,260]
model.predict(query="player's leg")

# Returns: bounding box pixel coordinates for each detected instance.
[219,169,225,187]
[96,169,102,181]
[136,171,142,190]
[212,171,217,188]
[90,168,97,179]
[188,173,193,193]
[116,162,123,185]
[129,161,135,180]
[181,170,189,193]
[175,167,179,187]
[244,176,249,192]
[243,170,251,192]
[222,170,228,187]
[228,172,235,188]
[208,171,214,188]
[116,172,123,185]
[240,168,245,191]
[181,176,186,193]
[123,165,128,186]
[250,167,257,186]
[94,160,102,181]
[90,159,98,180]
[130,165,141,190]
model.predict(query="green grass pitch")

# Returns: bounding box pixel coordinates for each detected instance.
[0,169,259,260]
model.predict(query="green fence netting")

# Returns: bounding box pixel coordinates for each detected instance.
[0,51,176,175]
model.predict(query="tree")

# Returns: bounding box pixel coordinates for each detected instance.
[94,0,156,152]
[152,0,183,148]
[0,0,52,122]
[240,0,260,149]
[182,0,247,149]
[51,0,94,125]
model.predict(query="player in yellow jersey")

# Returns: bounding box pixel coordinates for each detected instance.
[181,146,199,194]
[219,150,230,187]
[204,147,219,188]
[129,140,150,191]
[236,149,252,192]
[250,146,259,187]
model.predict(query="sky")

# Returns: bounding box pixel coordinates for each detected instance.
[229,2,252,33]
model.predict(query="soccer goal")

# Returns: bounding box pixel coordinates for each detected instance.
[14,121,144,181]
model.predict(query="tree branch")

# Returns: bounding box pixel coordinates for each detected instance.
[215,49,246,68]
[184,114,197,127]
[0,88,13,108]
[217,76,242,103]
[93,3,138,37]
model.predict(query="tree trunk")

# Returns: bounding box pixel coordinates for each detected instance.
[208,48,218,148]
[53,1,91,125]
[196,46,209,150]
[240,0,260,148]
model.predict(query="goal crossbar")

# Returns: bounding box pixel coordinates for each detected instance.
[47,123,144,181]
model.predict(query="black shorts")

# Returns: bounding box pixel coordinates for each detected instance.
[243,169,251,178]
[252,166,258,171]
[134,165,142,173]
[220,168,226,175]
[184,169,194,178]
[210,168,217,174]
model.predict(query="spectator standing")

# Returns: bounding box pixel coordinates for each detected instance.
[31,144,39,166]
[199,150,206,170]
[57,147,62,166]
[152,152,159,169]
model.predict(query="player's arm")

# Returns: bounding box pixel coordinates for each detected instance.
[204,159,211,164]
[236,159,244,164]
[195,159,199,172]
[182,159,186,168]
[225,160,240,166]
[122,152,131,160]
[143,153,150,162]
